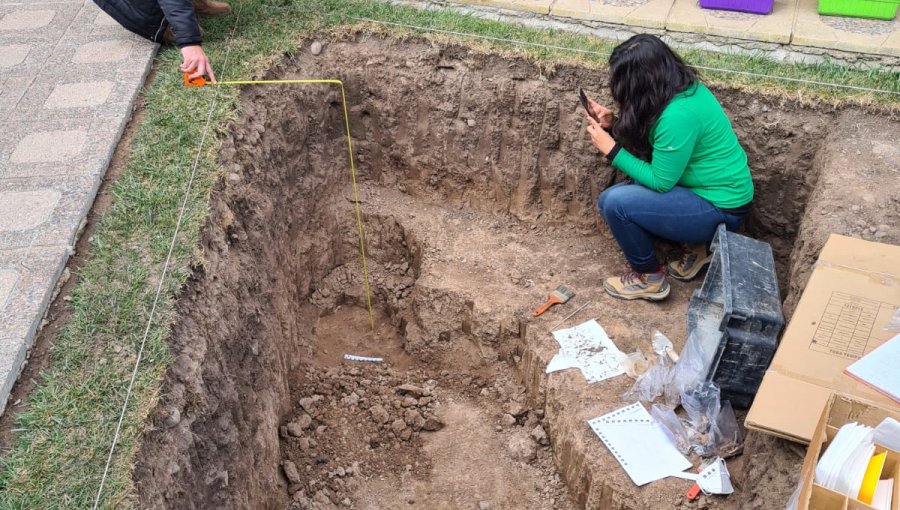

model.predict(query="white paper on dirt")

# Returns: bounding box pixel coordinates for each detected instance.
[547,320,625,383]
[588,402,693,486]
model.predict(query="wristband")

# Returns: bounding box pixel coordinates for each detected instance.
[606,143,621,163]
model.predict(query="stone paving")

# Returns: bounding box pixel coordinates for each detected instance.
[0,0,156,412]
[451,0,900,55]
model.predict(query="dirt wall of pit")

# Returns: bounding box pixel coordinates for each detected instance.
[781,109,900,317]
[134,33,895,509]
[132,87,355,508]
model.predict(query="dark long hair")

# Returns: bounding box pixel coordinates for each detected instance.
[609,35,697,160]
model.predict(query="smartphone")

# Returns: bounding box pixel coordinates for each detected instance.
[579,88,597,121]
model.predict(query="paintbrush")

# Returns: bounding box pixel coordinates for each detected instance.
[534,285,576,317]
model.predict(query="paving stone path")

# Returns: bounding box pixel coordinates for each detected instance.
[424,0,900,56]
[0,0,156,412]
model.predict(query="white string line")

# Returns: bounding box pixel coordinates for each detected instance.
[349,16,900,97]
[91,14,241,510]
[351,16,610,56]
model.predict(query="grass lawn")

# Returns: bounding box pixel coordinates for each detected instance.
[0,0,897,508]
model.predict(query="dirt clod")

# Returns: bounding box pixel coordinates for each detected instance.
[161,408,180,428]
[530,425,549,446]
[283,461,302,485]
[503,402,528,418]
[369,404,390,424]
[286,422,304,438]
[422,417,444,431]
[507,433,538,462]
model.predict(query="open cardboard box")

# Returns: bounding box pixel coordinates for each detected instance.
[797,393,900,510]
[746,235,900,443]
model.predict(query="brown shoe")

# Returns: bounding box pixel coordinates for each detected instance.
[666,244,712,282]
[603,270,670,301]
[193,0,231,16]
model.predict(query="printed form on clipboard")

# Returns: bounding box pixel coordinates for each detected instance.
[588,403,693,486]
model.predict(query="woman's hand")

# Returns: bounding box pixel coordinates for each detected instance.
[180,45,217,83]
[587,98,615,129]
[585,113,617,155]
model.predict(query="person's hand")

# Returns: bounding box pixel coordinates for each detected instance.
[585,113,616,155]
[587,98,615,129]
[180,45,217,83]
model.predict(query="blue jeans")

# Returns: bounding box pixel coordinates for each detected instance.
[597,183,749,273]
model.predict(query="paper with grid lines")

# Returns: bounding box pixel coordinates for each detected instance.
[588,403,692,486]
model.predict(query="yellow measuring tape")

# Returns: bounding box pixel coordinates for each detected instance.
[186,75,375,328]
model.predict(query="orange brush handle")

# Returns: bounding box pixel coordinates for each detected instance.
[534,295,563,317]
[686,482,702,501]
[686,464,704,501]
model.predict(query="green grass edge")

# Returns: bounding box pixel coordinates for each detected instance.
[0,1,898,508]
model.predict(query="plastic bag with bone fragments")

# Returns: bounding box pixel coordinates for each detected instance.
[622,332,676,403]
[681,381,721,456]
[665,327,709,407]
[713,400,744,458]
[651,404,691,455]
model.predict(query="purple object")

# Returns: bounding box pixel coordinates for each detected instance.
[699,0,774,14]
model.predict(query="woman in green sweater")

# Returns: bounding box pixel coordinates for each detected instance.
[586,34,753,301]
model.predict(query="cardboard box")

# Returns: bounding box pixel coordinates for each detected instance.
[796,393,900,510]
[746,235,900,443]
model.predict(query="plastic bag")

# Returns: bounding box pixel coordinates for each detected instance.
[784,482,801,510]
[622,333,678,403]
[621,350,651,379]
[682,381,720,432]
[665,328,708,407]
[651,404,691,454]
[713,400,744,458]
[681,381,721,456]
[622,352,673,403]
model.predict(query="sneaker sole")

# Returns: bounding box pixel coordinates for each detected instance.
[603,281,671,301]
[667,256,712,282]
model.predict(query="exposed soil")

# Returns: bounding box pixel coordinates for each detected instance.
[133,32,899,510]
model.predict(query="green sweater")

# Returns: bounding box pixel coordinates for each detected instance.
[610,83,753,209]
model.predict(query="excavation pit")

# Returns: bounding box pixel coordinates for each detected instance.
[133,33,900,510]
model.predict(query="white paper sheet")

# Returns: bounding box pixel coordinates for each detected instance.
[845,334,900,404]
[588,402,693,486]
[874,417,900,451]
[547,320,625,383]
[873,479,894,510]
[814,422,875,496]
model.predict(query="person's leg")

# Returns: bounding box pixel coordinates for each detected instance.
[597,184,726,300]
[667,208,750,281]
[721,211,749,232]
[598,184,725,269]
